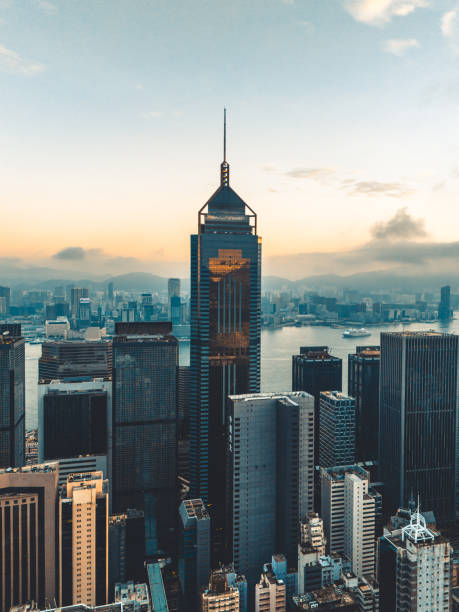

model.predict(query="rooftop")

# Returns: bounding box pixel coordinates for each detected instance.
[182,498,210,520]
[322,465,369,482]
[0,462,57,475]
[292,585,356,609]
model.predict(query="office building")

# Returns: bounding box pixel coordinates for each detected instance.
[177,365,191,482]
[0,285,11,314]
[348,346,380,462]
[112,321,177,555]
[39,340,112,382]
[226,392,314,584]
[201,570,240,612]
[190,118,261,560]
[57,455,108,487]
[168,278,181,300]
[319,392,356,468]
[0,462,59,610]
[0,323,25,467]
[378,509,451,611]
[178,499,211,610]
[438,285,452,321]
[109,510,145,591]
[254,563,286,612]
[58,472,109,607]
[71,287,89,320]
[38,379,111,462]
[379,331,458,521]
[321,466,376,579]
[292,346,342,467]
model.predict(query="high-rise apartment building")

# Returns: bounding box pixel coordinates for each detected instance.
[190,119,261,559]
[58,472,109,607]
[348,346,380,462]
[292,346,342,468]
[298,513,326,595]
[38,379,111,462]
[254,564,286,612]
[0,324,25,467]
[0,462,59,610]
[438,285,452,321]
[319,392,356,468]
[378,509,451,611]
[226,392,314,584]
[321,466,376,579]
[39,340,112,382]
[379,332,458,521]
[178,499,211,610]
[201,570,240,612]
[112,322,177,556]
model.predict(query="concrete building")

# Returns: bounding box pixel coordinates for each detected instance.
[58,472,109,607]
[378,509,451,611]
[45,317,70,338]
[254,564,286,612]
[0,324,25,468]
[178,499,211,610]
[226,392,315,584]
[109,510,145,594]
[0,462,59,610]
[201,569,240,612]
[56,455,108,487]
[291,585,359,610]
[114,581,150,612]
[39,340,112,382]
[321,466,376,580]
[298,513,326,594]
[319,392,356,468]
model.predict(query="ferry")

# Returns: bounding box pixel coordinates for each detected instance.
[342,328,372,338]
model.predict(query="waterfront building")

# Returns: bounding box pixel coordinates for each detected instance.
[58,472,109,607]
[347,346,380,462]
[438,285,452,321]
[378,509,451,611]
[0,462,59,610]
[190,115,261,559]
[39,340,112,382]
[178,499,211,610]
[112,321,177,555]
[0,323,25,467]
[226,392,314,584]
[201,569,240,612]
[292,346,342,470]
[379,331,458,521]
[319,392,356,468]
[0,285,11,314]
[168,278,181,299]
[321,466,376,579]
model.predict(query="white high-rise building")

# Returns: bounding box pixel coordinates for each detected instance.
[321,465,376,579]
[254,567,286,612]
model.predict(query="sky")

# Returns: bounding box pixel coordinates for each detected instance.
[2,0,459,279]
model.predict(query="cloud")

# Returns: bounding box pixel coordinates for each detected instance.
[141,110,162,119]
[441,9,459,52]
[343,0,428,25]
[347,180,414,198]
[0,44,44,75]
[285,167,335,180]
[32,0,56,14]
[370,207,427,240]
[53,247,89,261]
[383,38,419,56]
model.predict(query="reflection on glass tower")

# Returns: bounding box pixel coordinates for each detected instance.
[190,111,261,559]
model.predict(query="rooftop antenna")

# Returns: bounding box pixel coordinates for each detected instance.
[220,108,229,187]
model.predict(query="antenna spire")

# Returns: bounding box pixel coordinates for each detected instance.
[220,108,229,186]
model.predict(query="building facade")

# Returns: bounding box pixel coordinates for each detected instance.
[201,570,240,612]
[319,391,356,469]
[39,340,112,382]
[190,137,261,559]
[379,332,458,521]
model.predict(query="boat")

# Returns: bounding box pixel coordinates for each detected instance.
[342,328,372,338]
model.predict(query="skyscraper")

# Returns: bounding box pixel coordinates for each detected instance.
[379,331,458,522]
[438,285,452,321]
[58,471,109,607]
[292,346,342,468]
[0,324,25,468]
[112,321,178,555]
[0,462,59,610]
[70,287,89,321]
[226,392,315,584]
[39,340,112,381]
[201,570,240,612]
[319,391,356,468]
[0,285,11,315]
[190,112,261,557]
[348,346,380,462]
[168,278,181,300]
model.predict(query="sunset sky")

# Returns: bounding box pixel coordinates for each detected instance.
[2,0,459,278]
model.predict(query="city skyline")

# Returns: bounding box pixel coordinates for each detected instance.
[2,1,459,279]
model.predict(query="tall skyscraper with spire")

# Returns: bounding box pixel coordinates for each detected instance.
[190,111,261,559]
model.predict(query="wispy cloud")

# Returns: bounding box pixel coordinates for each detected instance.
[141,110,163,119]
[285,167,335,180]
[0,44,44,75]
[441,9,459,52]
[343,0,428,26]
[32,0,56,14]
[347,180,414,198]
[383,38,419,56]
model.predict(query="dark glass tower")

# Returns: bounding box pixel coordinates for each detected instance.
[348,346,380,462]
[190,113,261,557]
[438,285,452,321]
[0,324,25,468]
[379,332,458,522]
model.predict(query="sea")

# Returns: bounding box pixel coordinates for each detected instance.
[25,319,459,430]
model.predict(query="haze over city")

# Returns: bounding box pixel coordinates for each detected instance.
[2,0,459,279]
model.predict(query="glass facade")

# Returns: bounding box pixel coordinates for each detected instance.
[0,331,25,468]
[379,332,458,522]
[190,167,261,560]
